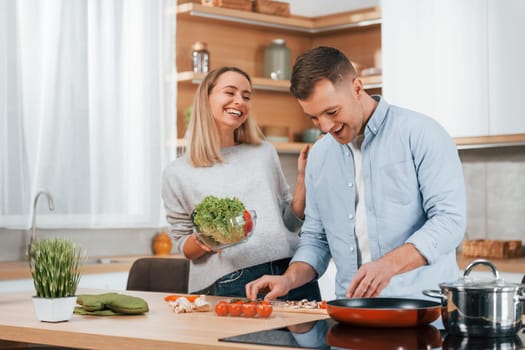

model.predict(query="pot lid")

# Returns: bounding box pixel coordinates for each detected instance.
[439,277,523,291]
[439,259,524,291]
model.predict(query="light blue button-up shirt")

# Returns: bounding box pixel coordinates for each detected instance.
[291,96,466,299]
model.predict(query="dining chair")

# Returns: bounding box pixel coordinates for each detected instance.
[126,257,189,294]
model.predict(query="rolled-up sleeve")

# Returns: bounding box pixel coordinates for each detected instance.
[405,119,466,264]
[291,230,331,279]
[282,203,303,233]
[271,146,304,233]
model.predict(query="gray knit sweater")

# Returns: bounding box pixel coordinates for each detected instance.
[161,141,303,293]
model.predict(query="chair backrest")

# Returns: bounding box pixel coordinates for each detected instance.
[126,257,189,293]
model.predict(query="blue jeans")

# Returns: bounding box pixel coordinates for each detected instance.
[209,258,322,301]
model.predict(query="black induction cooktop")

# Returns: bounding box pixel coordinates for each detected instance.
[219,318,525,350]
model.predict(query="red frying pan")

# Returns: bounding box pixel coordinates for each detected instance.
[326,298,442,327]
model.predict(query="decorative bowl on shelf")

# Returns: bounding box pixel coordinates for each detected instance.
[193,210,256,251]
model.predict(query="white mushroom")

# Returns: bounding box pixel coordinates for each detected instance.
[193,295,211,312]
[169,297,194,313]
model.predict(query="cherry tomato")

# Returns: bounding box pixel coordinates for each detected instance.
[243,210,253,235]
[242,303,256,318]
[214,301,229,316]
[320,300,327,309]
[228,302,243,317]
[256,303,273,318]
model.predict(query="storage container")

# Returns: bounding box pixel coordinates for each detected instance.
[264,39,290,80]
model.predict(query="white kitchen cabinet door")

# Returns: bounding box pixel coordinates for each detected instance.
[487,0,525,135]
[381,0,489,138]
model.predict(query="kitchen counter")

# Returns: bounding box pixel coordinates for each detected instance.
[1,290,524,350]
[0,255,183,281]
[2,254,524,281]
[0,289,327,350]
[456,255,525,275]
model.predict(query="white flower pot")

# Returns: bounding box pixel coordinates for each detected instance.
[32,296,77,322]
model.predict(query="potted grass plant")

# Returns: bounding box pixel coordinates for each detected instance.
[29,237,85,322]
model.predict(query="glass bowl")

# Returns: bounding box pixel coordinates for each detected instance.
[193,210,257,251]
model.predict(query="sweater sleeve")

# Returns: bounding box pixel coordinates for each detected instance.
[161,164,193,255]
[267,143,303,233]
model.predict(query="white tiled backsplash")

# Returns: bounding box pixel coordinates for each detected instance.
[459,146,525,242]
[1,146,524,261]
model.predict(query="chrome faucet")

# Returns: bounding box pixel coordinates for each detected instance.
[28,190,55,254]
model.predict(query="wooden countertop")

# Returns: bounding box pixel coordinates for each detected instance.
[456,255,525,275]
[1,290,523,350]
[0,255,183,281]
[0,289,327,350]
[2,254,524,282]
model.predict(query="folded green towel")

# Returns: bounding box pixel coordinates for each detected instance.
[74,307,121,316]
[75,293,149,315]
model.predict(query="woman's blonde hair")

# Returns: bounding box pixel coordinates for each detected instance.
[186,66,263,167]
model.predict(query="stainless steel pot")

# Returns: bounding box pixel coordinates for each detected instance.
[424,259,525,337]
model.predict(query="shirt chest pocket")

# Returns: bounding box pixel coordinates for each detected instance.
[379,160,418,205]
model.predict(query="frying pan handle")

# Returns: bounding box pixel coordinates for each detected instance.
[463,259,500,280]
[422,289,446,301]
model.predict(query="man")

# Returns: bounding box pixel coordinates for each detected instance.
[246,46,466,300]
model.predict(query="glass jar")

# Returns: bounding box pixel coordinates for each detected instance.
[192,41,209,73]
[264,39,290,80]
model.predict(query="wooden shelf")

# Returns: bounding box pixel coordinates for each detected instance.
[175,138,305,154]
[175,71,289,92]
[176,134,525,155]
[175,71,382,92]
[172,3,381,33]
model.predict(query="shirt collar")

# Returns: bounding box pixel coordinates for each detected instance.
[365,95,388,138]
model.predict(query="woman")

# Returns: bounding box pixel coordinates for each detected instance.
[162,66,321,300]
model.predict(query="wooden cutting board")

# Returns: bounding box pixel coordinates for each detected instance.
[272,302,328,315]
[462,239,522,259]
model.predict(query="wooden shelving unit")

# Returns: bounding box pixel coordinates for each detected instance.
[173,4,381,151]
[172,4,523,151]
[172,3,381,33]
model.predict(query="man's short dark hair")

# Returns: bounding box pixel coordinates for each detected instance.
[290,46,356,100]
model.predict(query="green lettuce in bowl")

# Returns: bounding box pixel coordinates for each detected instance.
[191,195,256,250]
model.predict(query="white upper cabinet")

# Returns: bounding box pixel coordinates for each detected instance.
[487,0,525,135]
[284,0,379,17]
[382,0,489,138]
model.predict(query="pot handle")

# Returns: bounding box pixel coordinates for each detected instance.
[520,287,525,301]
[463,259,500,280]
[422,289,446,301]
